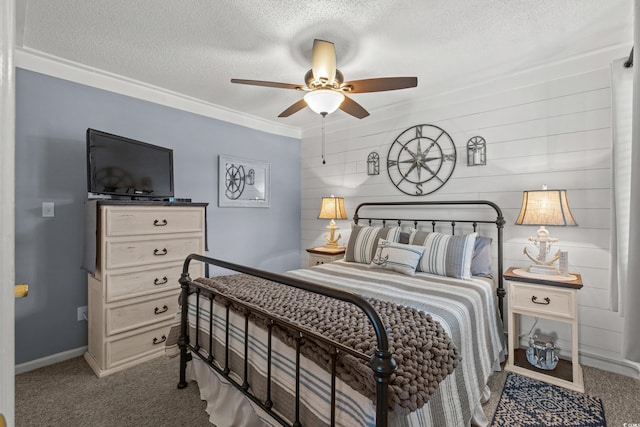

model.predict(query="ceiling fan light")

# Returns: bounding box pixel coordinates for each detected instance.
[304,89,345,115]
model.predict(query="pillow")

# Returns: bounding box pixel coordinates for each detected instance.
[398,231,411,244]
[345,225,401,264]
[370,239,425,276]
[410,231,477,279]
[471,236,493,278]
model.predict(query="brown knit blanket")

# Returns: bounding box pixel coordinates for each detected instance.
[194,274,460,415]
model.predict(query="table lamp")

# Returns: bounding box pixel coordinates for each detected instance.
[515,185,577,275]
[318,195,348,248]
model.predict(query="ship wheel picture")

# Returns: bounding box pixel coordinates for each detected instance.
[386,124,457,196]
[224,163,246,200]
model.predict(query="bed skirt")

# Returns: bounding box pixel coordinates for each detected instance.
[184,355,500,427]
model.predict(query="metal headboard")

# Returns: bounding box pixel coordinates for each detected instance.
[353,200,506,320]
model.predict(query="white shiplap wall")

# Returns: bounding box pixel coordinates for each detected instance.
[300,47,638,376]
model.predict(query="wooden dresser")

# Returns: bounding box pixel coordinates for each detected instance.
[84,201,207,377]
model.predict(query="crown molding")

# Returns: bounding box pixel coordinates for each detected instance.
[15,47,302,139]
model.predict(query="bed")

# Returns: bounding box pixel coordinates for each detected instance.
[166,200,507,427]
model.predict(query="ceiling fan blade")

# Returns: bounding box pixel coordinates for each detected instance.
[278,98,308,117]
[231,79,303,90]
[311,39,337,85]
[339,95,369,119]
[342,77,418,93]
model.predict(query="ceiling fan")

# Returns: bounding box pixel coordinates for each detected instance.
[231,39,418,119]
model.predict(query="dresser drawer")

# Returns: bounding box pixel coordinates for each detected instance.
[510,282,575,319]
[105,262,204,302]
[107,321,173,368]
[104,207,204,237]
[105,236,202,270]
[106,292,179,336]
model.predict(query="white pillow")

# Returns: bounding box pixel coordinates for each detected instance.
[370,239,425,276]
[410,231,477,279]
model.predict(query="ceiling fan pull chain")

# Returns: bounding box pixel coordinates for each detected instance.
[321,113,326,164]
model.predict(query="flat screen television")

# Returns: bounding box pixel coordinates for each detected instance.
[86,129,174,199]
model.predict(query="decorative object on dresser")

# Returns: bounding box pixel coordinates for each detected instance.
[218,155,270,208]
[514,185,577,278]
[386,124,457,196]
[84,200,207,378]
[317,195,347,248]
[504,267,584,393]
[467,135,487,166]
[306,246,345,267]
[367,151,380,175]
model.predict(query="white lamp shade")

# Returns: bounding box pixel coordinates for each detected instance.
[304,89,345,115]
[515,189,577,226]
[318,196,347,220]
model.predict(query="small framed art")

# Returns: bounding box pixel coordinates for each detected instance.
[218,155,270,207]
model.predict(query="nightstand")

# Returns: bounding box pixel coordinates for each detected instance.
[306,247,346,267]
[504,267,584,392]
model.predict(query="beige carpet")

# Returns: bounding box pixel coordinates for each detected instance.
[15,355,640,426]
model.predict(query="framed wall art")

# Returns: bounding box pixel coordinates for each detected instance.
[218,155,270,207]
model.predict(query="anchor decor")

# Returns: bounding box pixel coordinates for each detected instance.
[371,241,391,266]
[522,228,562,273]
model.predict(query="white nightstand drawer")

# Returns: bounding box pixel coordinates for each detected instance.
[510,282,575,319]
[309,253,343,266]
[106,292,179,336]
[105,207,205,237]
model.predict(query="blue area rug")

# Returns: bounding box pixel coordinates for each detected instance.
[491,372,606,427]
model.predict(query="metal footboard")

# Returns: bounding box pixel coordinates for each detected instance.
[176,254,396,427]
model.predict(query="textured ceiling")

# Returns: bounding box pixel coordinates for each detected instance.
[16,0,633,130]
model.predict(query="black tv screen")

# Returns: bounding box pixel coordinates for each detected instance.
[86,129,174,199]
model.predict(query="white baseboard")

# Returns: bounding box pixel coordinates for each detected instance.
[580,351,640,379]
[15,346,87,375]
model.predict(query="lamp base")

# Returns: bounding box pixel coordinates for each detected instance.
[323,219,342,248]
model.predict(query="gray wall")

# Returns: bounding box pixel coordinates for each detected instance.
[15,69,301,364]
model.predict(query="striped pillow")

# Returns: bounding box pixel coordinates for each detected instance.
[345,225,401,264]
[370,239,425,276]
[410,231,477,279]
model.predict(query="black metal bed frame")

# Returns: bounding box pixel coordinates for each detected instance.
[176,200,505,427]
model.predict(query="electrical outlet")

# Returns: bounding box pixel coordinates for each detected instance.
[42,202,55,217]
[77,306,87,321]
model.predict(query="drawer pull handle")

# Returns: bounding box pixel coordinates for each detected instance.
[154,276,168,285]
[531,296,551,305]
[153,248,168,256]
[154,305,169,314]
[152,335,167,345]
[154,219,168,226]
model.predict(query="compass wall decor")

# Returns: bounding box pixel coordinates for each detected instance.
[386,124,457,196]
[218,155,270,207]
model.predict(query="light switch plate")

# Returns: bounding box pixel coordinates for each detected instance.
[42,202,55,217]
